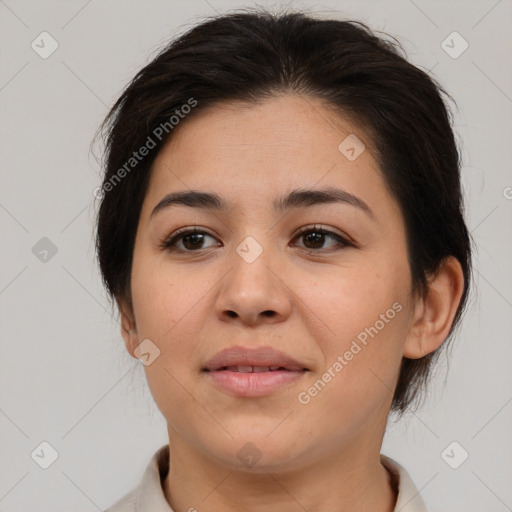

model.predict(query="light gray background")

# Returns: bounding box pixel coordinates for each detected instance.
[0,0,511,510]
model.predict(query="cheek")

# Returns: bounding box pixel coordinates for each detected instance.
[295,297,408,436]
[130,260,207,422]
[293,261,409,392]
[294,261,403,340]
[130,254,215,377]
[130,252,202,340]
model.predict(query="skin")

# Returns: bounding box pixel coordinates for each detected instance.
[119,94,464,512]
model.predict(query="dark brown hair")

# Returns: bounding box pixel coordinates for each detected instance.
[94,8,472,415]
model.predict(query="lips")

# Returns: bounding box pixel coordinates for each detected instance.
[218,365,291,372]
[203,346,308,398]
[203,346,309,373]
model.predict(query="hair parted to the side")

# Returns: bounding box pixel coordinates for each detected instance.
[94,7,473,416]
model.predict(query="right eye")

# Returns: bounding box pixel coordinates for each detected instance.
[160,227,221,252]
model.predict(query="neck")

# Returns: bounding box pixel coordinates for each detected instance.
[163,426,397,512]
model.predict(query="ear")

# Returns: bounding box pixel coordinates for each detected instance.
[118,298,139,359]
[403,256,465,359]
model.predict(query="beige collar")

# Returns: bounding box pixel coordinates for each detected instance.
[105,445,428,511]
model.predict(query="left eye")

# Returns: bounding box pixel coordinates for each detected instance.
[292,226,350,251]
[160,226,351,252]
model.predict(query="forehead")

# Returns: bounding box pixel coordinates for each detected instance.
[143,94,391,217]
[155,94,371,164]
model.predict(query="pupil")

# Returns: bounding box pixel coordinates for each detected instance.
[184,233,204,250]
[305,232,323,248]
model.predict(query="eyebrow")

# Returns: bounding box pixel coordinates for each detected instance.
[150,186,374,220]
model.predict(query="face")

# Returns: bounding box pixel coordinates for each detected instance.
[122,94,420,472]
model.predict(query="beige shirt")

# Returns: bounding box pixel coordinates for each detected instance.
[104,444,428,511]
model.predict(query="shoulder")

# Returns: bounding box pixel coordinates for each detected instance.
[381,454,429,512]
[103,445,172,512]
[103,488,137,512]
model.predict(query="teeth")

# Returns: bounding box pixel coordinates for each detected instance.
[237,365,256,373]
[253,366,270,373]
[224,365,286,372]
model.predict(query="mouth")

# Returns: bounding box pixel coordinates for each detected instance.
[207,365,306,373]
[202,346,309,397]
[202,345,309,373]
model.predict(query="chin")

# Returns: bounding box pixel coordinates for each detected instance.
[203,435,308,473]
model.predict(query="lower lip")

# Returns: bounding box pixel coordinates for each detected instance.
[204,370,307,397]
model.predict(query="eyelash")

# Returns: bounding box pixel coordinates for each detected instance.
[159,225,354,253]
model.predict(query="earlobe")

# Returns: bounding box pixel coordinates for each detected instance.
[403,256,465,359]
[118,300,138,358]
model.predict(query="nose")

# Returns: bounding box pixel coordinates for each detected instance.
[213,244,292,326]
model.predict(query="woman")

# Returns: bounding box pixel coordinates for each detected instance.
[96,8,472,512]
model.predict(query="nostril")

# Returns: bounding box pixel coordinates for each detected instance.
[226,310,237,318]
[262,310,276,317]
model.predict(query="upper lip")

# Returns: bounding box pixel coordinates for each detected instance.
[203,346,309,372]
